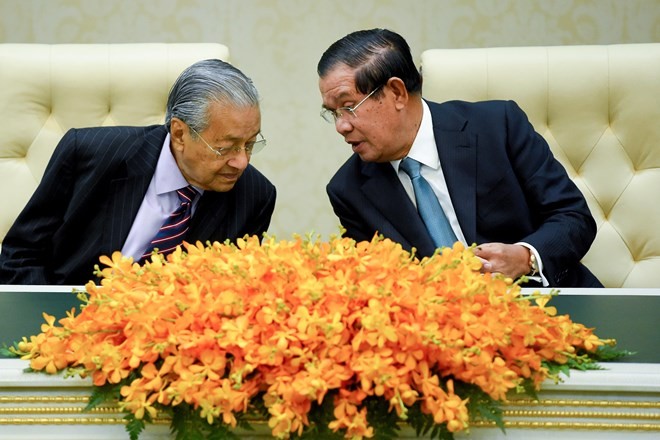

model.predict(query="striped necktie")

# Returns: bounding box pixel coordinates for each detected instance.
[141,185,198,260]
[400,157,457,249]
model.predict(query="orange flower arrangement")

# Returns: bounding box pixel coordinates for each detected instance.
[10,235,616,439]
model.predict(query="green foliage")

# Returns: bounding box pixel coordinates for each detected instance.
[363,396,401,440]
[84,381,122,412]
[455,382,504,433]
[125,412,147,440]
[407,402,453,439]
[171,404,212,440]
[294,392,344,439]
[541,345,633,385]
[0,343,19,358]
[517,378,539,401]
[591,345,635,362]
[234,413,255,433]
[170,403,240,440]
[245,391,269,420]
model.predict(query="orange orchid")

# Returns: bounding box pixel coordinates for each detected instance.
[11,235,615,439]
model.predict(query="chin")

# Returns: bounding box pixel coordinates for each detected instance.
[358,152,382,163]
[210,181,238,192]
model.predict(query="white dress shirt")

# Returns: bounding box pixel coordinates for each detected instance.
[390,100,468,246]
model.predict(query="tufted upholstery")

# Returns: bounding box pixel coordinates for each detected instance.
[420,44,660,288]
[0,43,230,251]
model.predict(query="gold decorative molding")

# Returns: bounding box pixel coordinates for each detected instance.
[0,417,172,425]
[2,406,658,420]
[0,407,119,414]
[507,399,660,409]
[0,396,90,403]
[1,418,658,431]
[472,420,660,431]
[503,409,660,420]
[2,392,659,432]
[0,417,128,425]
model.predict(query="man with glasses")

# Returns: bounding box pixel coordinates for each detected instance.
[0,59,276,285]
[318,29,601,287]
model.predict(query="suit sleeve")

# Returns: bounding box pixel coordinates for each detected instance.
[251,183,276,239]
[503,101,597,285]
[0,129,79,284]
[327,182,377,243]
[226,166,277,241]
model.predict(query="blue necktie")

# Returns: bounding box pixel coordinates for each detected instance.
[141,185,198,260]
[400,158,457,249]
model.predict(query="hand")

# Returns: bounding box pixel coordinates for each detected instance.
[472,242,531,280]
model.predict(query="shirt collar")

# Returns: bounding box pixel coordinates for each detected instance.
[392,100,440,171]
[154,133,195,195]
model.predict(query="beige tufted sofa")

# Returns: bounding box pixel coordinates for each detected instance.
[421,44,660,288]
[0,43,229,253]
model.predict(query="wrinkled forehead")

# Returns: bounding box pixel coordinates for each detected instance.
[205,102,261,139]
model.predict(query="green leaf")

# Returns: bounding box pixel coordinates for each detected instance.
[171,403,198,439]
[0,343,20,357]
[592,345,635,362]
[406,402,454,439]
[297,392,344,439]
[84,382,122,412]
[473,398,504,433]
[170,403,243,440]
[124,413,146,440]
[518,378,539,401]
[430,423,454,440]
[455,382,504,434]
[234,413,255,432]
[246,391,270,420]
[543,360,571,379]
[363,396,401,440]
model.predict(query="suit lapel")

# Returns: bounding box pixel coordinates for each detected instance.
[360,162,437,257]
[187,191,229,243]
[103,126,167,252]
[429,102,478,245]
[105,175,152,253]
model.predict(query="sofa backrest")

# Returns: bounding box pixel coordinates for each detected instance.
[420,44,660,288]
[0,43,230,249]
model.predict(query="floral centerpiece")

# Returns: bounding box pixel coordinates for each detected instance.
[7,234,622,439]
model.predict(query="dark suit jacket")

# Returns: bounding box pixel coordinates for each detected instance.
[327,100,602,287]
[0,125,276,285]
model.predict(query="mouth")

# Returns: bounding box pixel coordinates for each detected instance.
[219,172,240,182]
[347,140,363,153]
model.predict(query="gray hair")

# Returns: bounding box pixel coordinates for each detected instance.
[165,59,260,133]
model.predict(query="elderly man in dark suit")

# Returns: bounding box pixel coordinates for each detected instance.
[0,59,276,285]
[317,29,601,287]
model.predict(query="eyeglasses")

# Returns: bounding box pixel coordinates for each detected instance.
[320,87,381,123]
[189,126,266,157]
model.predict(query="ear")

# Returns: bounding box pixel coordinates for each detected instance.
[386,77,409,110]
[169,118,187,153]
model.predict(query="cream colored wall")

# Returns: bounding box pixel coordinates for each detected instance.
[1,0,659,240]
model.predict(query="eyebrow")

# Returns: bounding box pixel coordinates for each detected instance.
[322,90,356,110]
[217,131,261,143]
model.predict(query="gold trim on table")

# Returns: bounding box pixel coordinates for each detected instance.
[473,420,660,431]
[507,399,660,409]
[1,395,659,431]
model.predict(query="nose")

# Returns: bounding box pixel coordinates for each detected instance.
[335,116,353,136]
[227,149,250,170]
